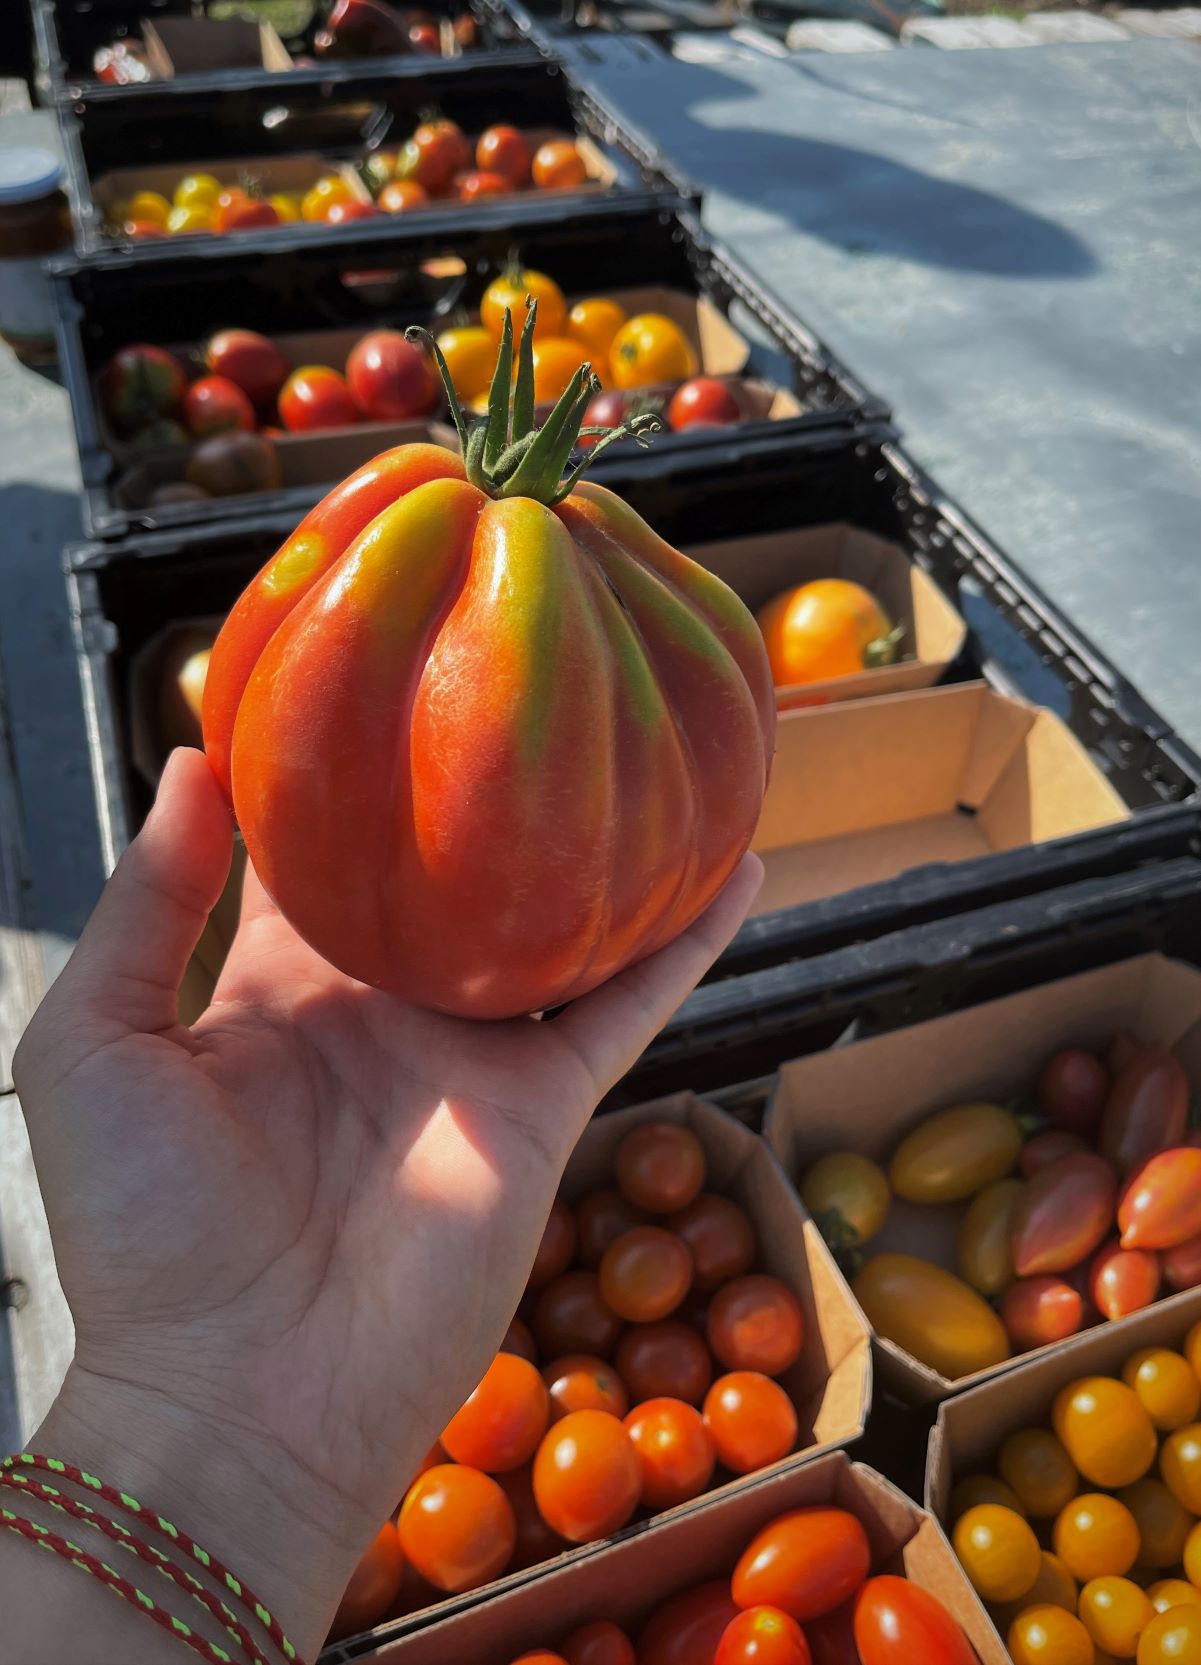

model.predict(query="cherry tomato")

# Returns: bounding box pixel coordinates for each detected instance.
[733,1507,871,1622]
[1011,1152,1117,1276]
[623,1397,714,1509]
[957,1176,1021,1296]
[125,189,171,227]
[532,1271,622,1359]
[1099,1048,1188,1175]
[576,1189,649,1267]
[614,1321,712,1406]
[204,328,289,409]
[301,176,355,223]
[707,1276,804,1376]
[331,1520,405,1638]
[1090,1239,1162,1319]
[532,140,588,190]
[441,1352,550,1472]
[948,1474,1026,1521]
[561,1619,635,1665]
[952,1503,1040,1602]
[997,1428,1078,1519]
[476,125,530,187]
[804,1601,860,1665]
[1079,1574,1155,1656]
[542,1355,629,1422]
[716,1605,812,1665]
[1161,1424,1201,1512]
[527,1198,577,1292]
[614,1122,706,1213]
[1116,1477,1193,1568]
[532,1410,640,1543]
[668,377,742,432]
[166,205,211,235]
[122,219,167,239]
[183,375,255,438]
[436,324,499,403]
[703,1371,797,1474]
[502,1315,538,1362]
[1037,1047,1109,1134]
[379,180,429,213]
[1138,1606,1201,1663]
[567,298,627,361]
[325,200,377,224]
[578,387,638,449]
[990,1550,1079,1633]
[1008,1605,1095,1665]
[1000,1276,1085,1350]
[409,20,440,50]
[1187,1322,1201,1383]
[598,1226,692,1323]
[1020,1130,1091,1176]
[1165,1233,1201,1292]
[799,1154,890,1254]
[666,1194,756,1292]
[610,314,698,389]
[1148,1580,1201,1614]
[852,1576,976,1665]
[398,1464,515,1592]
[175,173,222,212]
[1053,1377,1157,1488]
[530,337,591,404]
[218,195,281,232]
[278,365,359,432]
[481,268,566,341]
[496,1462,568,1571]
[1119,1149,1201,1250]
[638,1581,739,1665]
[1053,1492,1141,1580]
[397,120,471,193]
[346,330,438,422]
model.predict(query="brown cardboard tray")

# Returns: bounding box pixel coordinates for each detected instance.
[142,16,294,77]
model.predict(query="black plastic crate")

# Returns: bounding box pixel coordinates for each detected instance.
[52,200,884,540]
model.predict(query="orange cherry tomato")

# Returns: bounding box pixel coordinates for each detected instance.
[715,1606,812,1665]
[458,168,514,202]
[331,1521,405,1638]
[638,1581,739,1665]
[532,1271,622,1359]
[732,1506,871,1623]
[706,1275,804,1376]
[325,200,377,224]
[1079,1574,1154,1656]
[496,1462,568,1572]
[1183,1518,1201,1586]
[378,180,429,213]
[948,1474,1026,1521]
[1053,1492,1141,1581]
[1117,1476,1193,1567]
[614,1321,712,1407]
[511,1655,567,1665]
[1138,1606,1201,1663]
[567,298,627,362]
[757,580,895,690]
[703,1371,797,1475]
[666,1194,756,1293]
[598,1226,693,1323]
[529,1198,577,1291]
[476,125,530,187]
[561,1620,635,1665]
[989,1550,1079,1633]
[532,1410,640,1543]
[278,365,359,433]
[529,337,592,404]
[542,1354,629,1422]
[398,1464,515,1592]
[952,1504,1041,1603]
[997,1428,1079,1519]
[623,1397,715,1509]
[300,176,355,222]
[575,1188,649,1267]
[397,120,471,193]
[441,1352,550,1472]
[480,268,567,342]
[614,1122,706,1214]
[1053,1376,1158,1488]
[1008,1605,1095,1665]
[1148,1580,1201,1614]
[502,1315,538,1363]
[852,1576,977,1665]
[532,140,589,190]
[1162,1422,1201,1515]
[609,314,698,389]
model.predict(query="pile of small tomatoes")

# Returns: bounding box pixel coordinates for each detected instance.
[331,1120,809,1640]
[800,1033,1201,1381]
[103,170,377,239]
[950,1324,1201,1664]
[363,120,591,209]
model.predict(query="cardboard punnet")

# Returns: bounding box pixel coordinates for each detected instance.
[94,154,371,234]
[767,952,1201,1405]
[141,16,294,77]
[749,681,1127,915]
[686,524,966,707]
[350,1454,1004,1664]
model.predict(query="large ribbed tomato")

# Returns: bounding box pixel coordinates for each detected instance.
[202,311,774,1019]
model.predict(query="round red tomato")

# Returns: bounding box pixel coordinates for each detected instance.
[532,1410,640,1543]
[707,1276,805,1376]
[441,1351,550,1472]
[398,120,471,193]
[98,343,187,434]
[598,1226,693,1323]
[496,1463,568,1572]
[398,1464,515,1592]
[458,169,513,201]
[1089,1238,1161,1320]
[716,1606,812,1665]
[529,1199,578,1291]
[216,196,280,233]
[638,1581,740,1665]
[543,1354,629,1422]
[502,1315,538,1362]
[623,1397,715,1509]
[379,180,429,214]
[346,330,439,422]
[278,365,359,432]
[532,1271,622,1360]
[667,378,742,433]
[615,1122,706,1214]
[204,328,290,409]
[561,1619,635,1665]
[331,1521,405,1639]
[852,1576,976,1665]
[183,374,255,438]
[733,1507,871,1622]
[667,1194,756,1292]
[477,125,530,187]
[615,1320,713,1406]
[532,139,588,190]
[703,1371,798,1475]
[576,1189,649,1267]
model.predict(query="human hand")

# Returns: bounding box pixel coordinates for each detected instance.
[14,747,761,1656]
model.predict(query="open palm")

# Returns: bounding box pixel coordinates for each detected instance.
[15,748,760,1653]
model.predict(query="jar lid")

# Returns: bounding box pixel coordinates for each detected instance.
[0,148,64,206]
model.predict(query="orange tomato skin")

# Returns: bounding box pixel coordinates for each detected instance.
[623,1397,715,1508]
[1008,1605,1095,1665]
[609,314,697,389]
[715,1605,812,1665]
[476,125,530,188]
[567,298,627,360]
[330,1521,405,1639]
[732,1506,871,1622]
[1119,1149,1201,1249]
[398,1465,515,1592]
[530,337,591,404]
[853,1576,977,1665]
[1137,1605,1201,1663]
[542,1354,630,1422]
[703,1371,797,1474]
[481,269,566,340]
[441,1352,550,1472]
[561,1620,635,1665]
[667,1194,756,1292]
[952,1504,1041,1603]
[1160,1422,1201,1512]
[1001,1276,1086,1350]
[378,179,428,213]
[1053,1377,1158,1488]
[706,1275,804,1376]
[1116,1476,1193,1567]
[757,580,892,690]
[1053,1492,1141,1581]
[996,1428,1078,1519]
[532,140,588,189]
[598,1226,693,1323]
[532,1410,640,1543]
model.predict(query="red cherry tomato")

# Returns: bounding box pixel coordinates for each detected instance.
[397,120,471,193]
[852,1576,976,1665]
[615,1320,713,1406]
[561,1619,635,1665]
[330,1521,405,1639]
[532,1410,640,1543]
[716,1606,813,1665]
[623,1397,715,1509]
[204,328,289,409]
[278,365,359,432]
[1119,1148,1201,1249]
[638,1581,740,1665]
[502,1315,538,1362]
[458,169,514,201]
[598,1227,693,1322]
[733,1507,871,1622]
[531,139,588,190]
[667,377,743,432]
[496,1463,568,1572]
[398,1464,515,1592]
[528,1198,578,1291]
[1037,1048,1108,1134]
[217,196,281,233]
[707,1276,805,1376]
[511,1654,568,1665]
[441,1351,550,1472]
[542,1354,629,1422]
[345,330,439,423]
[1089,1238,1161,1319]
[378,180,429,214]
[183,375,256,438]
[532,1271,622,1360]
[666,1194,756,1292]
[476,125,531,187]
[615,1121,706,1213]
[1020,1130,1091,1176]
[326,199,378,224]
[575,1188,648,1267]
[703,1371,798,1474]
[1000,1276,1085,1350]
[805,1601,860,1665]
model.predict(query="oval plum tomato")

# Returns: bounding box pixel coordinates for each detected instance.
[185,431,281,497]
[952,1504,1041,1602]
[852,1254,1010,1380]
[480,267,567,340]
[707,1276,803,1376]
[666,1194,756,1292]
[575,1189,649,1268]
[1122,1348,1201,1430]
[1161,1423,1201,1512]
[378,180,429,213]
[398,1464,515,1592]
[532,1271,621,1360]
[346,330,439,422]
[638,1581,740,1665]
[325,199,378,224]
[532,140,588,190]
[1089,1238,1161,1319]
[1019,1130,1091,1176]
[1052,1492,1141,1580]
[278,365,359,432]
[1007,1606,1095,1665]
[531,1410,640,1543]
[331,1520,405,1638]
[530,337,591,404]
[1000,1276,1085,1351]
[1011,1152,1118,1276]
[502,1315,538,1362]
[1138,1606,1201,1664]
[800,1154,890,1255]
[496,1463,568,1571]
[98,343,187,434]
[852,1576,976,1665]
[567,298,627,361]
[528,1199,577,1292]
[623,1397,715,1508]
[989,1551,1078,1633]
[996,1428,1078,1519]
[598,1226,692,1323]
[542,1355,629,1422]
[614,1321,712,1407]
[615,1123,706,1214]
[1053,1376,1157,1488]
[183,375,255,438]
[216,195,281,232]
[436,325,498,403]
[398,120,471,193]
[948,1474,1026,1522]
[957,1177,1021,1296]
[1099,1047,1189,1174]
[610,314,697,389]
[1119,1149,1201,1250]
[1037,1047,1109,1134]
[1148,1580,1201,1614]
[561,1620,634,1665]
[1117,1476,1192,1567]
[458,169,513,201]
[1165,1232,1201,1292]
[703,1371,797,1474]
[716,1606,812,1665]
[441,1352,550,1472]
[476,125,530,188]
[205,328,290,409]
[733,1507,871,1623]
[668,377,742,432]
[888,1103,1022,1203]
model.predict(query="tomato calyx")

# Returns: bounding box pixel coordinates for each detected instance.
[861,622,905,669]
[407,298,662,507]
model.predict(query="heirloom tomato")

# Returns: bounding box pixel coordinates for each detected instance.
[530,338,590,403]
[278,365,359,432]
[732,1507,870,1622]
[99,343,187,434]
[436,324,499,401]
[668,376,742,431]
[205,329,289,409]
[185,431,280,497]
[183,375,255,438]
[610,314,697,388]
[1099,1048,1188,1174]
[346,330,439,421]
[853,1577,977,1665]
[1010,1152,1117,1276]
[568,298,627,360]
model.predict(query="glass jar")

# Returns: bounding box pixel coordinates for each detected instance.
[0,148,72,368]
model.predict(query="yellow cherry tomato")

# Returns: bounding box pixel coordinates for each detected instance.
[1184,1518,1201,1587]
[1162,1425,1201,1514]
[1138,1606,1201,1663]
[800,1152,890,1253]
[436,326,499,403]
[1009,1604,1096,1665]
[1147,1581,1201,1614]
[952,1504,1041,1603]
[949,1474,1026,1522]
[165,205,211,235]
[173,173,222,211]
[609,312,697,389]
[1124,1350,1201,1432]
[567,297,626,360]
[1080,1576,1155,1658]
[1054,1378,1158,1489]
[126,190,172,228]
[998,1428,1079,1520]
[958,1176,1022,1296]
[529,336,590,403]
[480,268,566,342]
[1054,1494,1141,1582]
[1117,1478,1194,1568]
[889,1102,1023,1203]
[991,1551,1079,1633]
[301,175,355,223]
[269,193,302,223]
[851,1253,1011,1380]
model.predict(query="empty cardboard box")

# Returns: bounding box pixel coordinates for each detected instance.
[142,16,294,77]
